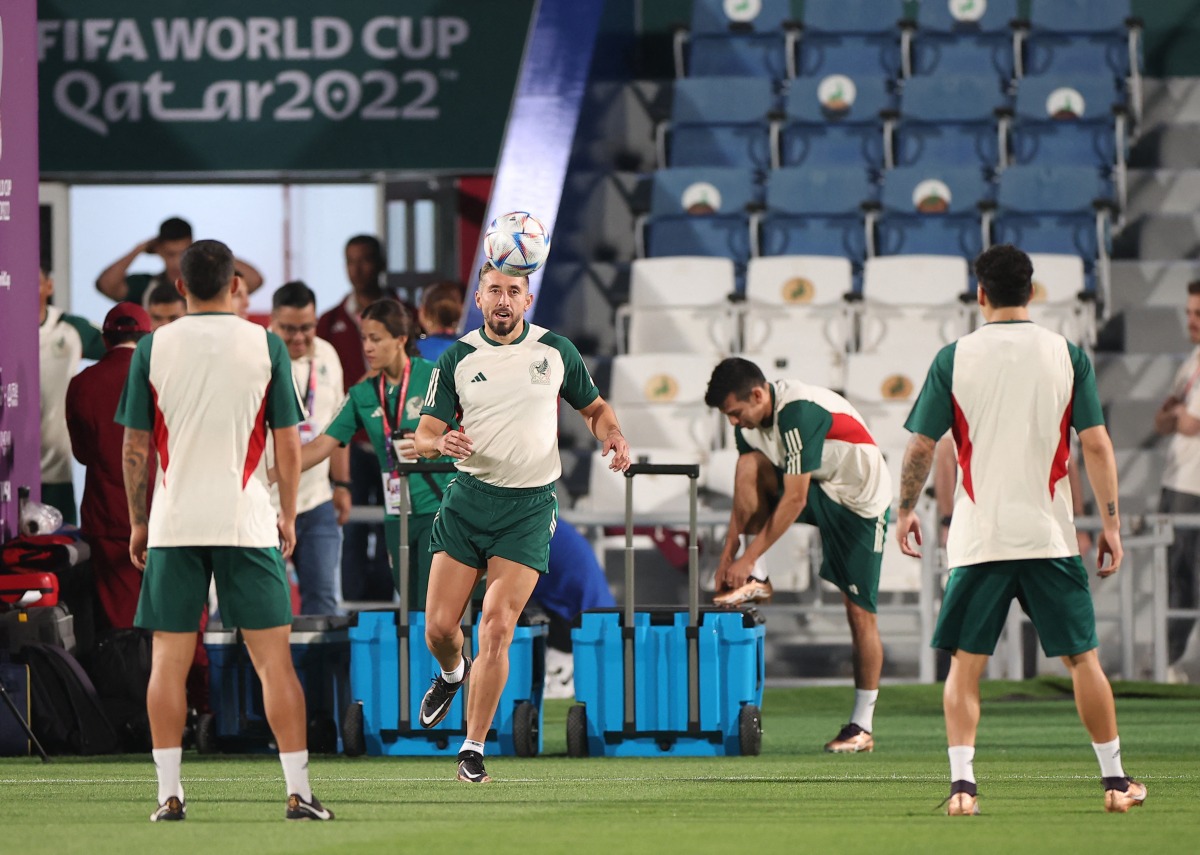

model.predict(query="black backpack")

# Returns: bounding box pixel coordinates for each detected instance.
[87,629,153,752]
[20,642,119,755]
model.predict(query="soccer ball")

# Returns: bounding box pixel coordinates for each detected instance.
[484,211,551,277]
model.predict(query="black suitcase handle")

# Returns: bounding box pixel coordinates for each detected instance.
[624,463,700,478]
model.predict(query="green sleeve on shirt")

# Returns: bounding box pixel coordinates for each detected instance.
[125,274,154,305]
[421,342,473,423]
[323,385,366,445]
[63,314,106,361]
[905,342,958,440]
[265,332,303,429]
[777,400,832,475]
[542,332,601,410]
[1068,341,1105,431]
[115,335,156,431]
[734,427,752,455]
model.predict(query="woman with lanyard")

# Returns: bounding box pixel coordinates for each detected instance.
[298,298,455,605]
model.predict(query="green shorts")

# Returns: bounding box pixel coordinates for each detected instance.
[932,556,1098,657]
[135,546,293,632]
[795,481,886,613]
[430,474,557,573]
[384,512,436,607]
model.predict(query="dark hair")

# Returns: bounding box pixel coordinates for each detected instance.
[145,280,185,307]
[421,280,465,328]
[360,298,419,356]
[180,239,235,301]
[974,244,1033,309]
[704,358,768,408]
[1187,280,1200,297]
[158,217,193,242]
[103,329,148,348]
[272,280,317,311]
[478,260,529,287]
[346,234,385,269]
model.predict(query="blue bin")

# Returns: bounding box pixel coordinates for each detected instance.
[347,609,547,756]
[571,607,765,757]
[203,615,352,753]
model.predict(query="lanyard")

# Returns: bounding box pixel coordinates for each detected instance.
[302,359,318,419]
[377,359,411,472]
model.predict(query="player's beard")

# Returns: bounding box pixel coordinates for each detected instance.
[485,308,519,338]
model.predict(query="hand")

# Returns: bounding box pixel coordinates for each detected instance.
[1076,529,1094,560]
[140,238,158,255]
[437,428,473,460]
[723,555,753,591]
[129,523,148,571]
[713,551,736,592]
[896,509,923,558]
[392,435,419,462]
[602,430,631,472]
[278,515,297,559]
[332,486,352,525]
[266,465,278,487]
[1096,529,1122,578]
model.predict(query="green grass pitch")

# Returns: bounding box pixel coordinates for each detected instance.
[2,681,1198,854]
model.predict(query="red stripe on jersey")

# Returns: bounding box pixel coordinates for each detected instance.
[827,412,876,445]
[150,384,170,487]
[243,387,270,489]
[951,395,975,503]
[1049,402,1073,499]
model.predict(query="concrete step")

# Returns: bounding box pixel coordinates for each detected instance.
[1139,77,1200,130]
[1106,305,1192,354]
[1095,352,1183,402]
[1125,169,1200,218]
[1128,123,1200,169]
[1109,260,1200,313]
[1113,214,1200,260]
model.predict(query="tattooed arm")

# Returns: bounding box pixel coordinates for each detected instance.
[895,433,937,558]
[1078,424,1123,577]
[123,427,152,570]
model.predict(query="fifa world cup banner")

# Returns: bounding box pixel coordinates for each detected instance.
[36,0,534,174]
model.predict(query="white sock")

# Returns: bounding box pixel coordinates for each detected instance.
[442,657,465,683]
[740,535,769,582]
[152,747,184,805]
[850,689,878,732]
[459,739,485,756]
[948,745,976,784]
[1092,737,1125,779]
[280,749,312,801]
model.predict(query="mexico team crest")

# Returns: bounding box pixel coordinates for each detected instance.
[529,357,551,385]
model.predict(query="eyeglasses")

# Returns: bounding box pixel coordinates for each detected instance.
[277,323,316,335]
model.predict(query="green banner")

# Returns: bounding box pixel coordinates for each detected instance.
[36,0,534,174]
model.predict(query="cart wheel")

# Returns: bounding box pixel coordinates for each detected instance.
[341,701,366,757]
[566,704,589,758]
[512,702,540,758]
[195,713,217,755]
[738,704,762,756]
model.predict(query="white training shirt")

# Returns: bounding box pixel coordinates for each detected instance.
[1162,346,1200,497]
[39,306,104,484]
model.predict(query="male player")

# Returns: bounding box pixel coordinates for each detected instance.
[118,240,333,822]
[896,243,1145,815]
[704,357,892,754]
[414,261,631,783]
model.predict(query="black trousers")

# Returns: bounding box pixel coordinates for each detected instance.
[1160,487,1200,662]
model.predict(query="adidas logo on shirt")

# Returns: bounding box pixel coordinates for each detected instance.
[470,372,488,383]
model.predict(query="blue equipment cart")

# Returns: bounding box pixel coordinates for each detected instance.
[568,462,765,757]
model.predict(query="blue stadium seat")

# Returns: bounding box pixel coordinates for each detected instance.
[682,0,798,79]
[798,0,905,79]
[873,165,992,258]
[758,167,874,264]
[1021,0,1141,84]
[641,167,759,267]
[1010,75,1125,170]
[908,0,1019,81]
[662,77,777,169]
[776,73,893,172]
[992,165,1114,269]
[893,75,1009,170]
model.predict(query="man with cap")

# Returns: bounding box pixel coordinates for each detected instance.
[67,303,153,629]
[95,216,264,305]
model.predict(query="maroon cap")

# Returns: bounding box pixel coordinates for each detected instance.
[103,302,152,334]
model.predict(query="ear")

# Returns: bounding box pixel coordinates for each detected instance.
[474,287,483,309]
[976,287,986,308]
[175,278,188,298]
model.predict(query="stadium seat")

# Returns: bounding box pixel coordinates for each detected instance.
[1027,253,1095,346]
[844,352,938,406]
[584,446,705,515]
[758,167,874,265]
[907,0,1020,81]
[679,0,798,80]
[775,73,893,172]
[618,257,737,354]
[798,0,906,79]
[661,77,777,169]
[873,165,992,259]
[893,75,1009,170]
[639,167,759,271]
[741,255,854,386]
[608,353,723,452]
[858,255,973,357]
[1020,0,1142,88]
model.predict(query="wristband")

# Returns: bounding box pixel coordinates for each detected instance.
[940,515,953,527]
[331,480,353,490]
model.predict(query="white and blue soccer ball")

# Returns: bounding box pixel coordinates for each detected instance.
[484,211,551,277]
